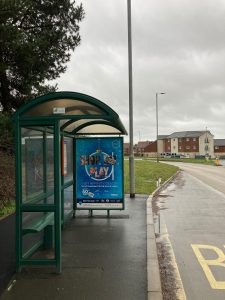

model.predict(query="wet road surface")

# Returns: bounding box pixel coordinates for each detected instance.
[153,171,225,300]
[163,162,225,194]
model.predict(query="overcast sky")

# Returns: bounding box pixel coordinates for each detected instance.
[53,0,225,143]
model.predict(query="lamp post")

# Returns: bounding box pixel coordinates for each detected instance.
[127,0,135,197]
[156,92,165,163]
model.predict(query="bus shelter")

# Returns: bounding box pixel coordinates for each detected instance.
[13,91,127,273]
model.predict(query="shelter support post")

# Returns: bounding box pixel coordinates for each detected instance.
[54,121,62,273]
[15,118,22,272]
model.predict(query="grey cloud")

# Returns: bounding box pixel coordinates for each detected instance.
[52,0,225,142]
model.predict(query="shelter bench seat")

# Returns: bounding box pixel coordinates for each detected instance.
[22,212,54,249]
[22,212,54,235]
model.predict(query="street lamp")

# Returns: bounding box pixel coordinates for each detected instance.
[127,0,135,197]
[156,92,166,163]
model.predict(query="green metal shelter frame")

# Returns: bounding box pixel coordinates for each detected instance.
[13,91,127,273]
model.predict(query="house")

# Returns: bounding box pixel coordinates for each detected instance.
[123,142,130,156]
[164,131,214,158]
[124,131,217,158]
[214,139,225,158]
[157,135,169,156]
[136,141,152,156]
[144,141,157,157]
[142,130,215,158]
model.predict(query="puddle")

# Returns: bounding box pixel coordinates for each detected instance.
[158,194,173,198]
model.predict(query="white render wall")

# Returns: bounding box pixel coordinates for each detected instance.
[171,138,178,153]
[199,132,214,158]
[157,140,164,154]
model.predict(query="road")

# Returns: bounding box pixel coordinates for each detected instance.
[153,163,225,300]
[163,161,225,194]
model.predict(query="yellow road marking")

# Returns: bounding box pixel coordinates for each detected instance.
[191,244,225,289]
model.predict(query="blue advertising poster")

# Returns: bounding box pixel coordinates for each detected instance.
[75,137,124,209]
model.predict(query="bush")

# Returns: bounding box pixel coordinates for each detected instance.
[0,151,15,214]
[0,112,14,153]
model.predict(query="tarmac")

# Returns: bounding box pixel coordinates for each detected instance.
[0,194,162,300]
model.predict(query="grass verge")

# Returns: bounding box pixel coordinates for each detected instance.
[124,160,179,194]
[0,156,179,218]
[0,201,15,220]
[157,158,215,165]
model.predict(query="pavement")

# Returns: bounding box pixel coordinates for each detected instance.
[0,214,15,295]
[0,194,163,300]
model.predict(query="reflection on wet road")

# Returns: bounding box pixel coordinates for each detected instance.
[153,171,225,300]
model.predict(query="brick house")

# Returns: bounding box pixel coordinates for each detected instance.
[143,135,169,157]
[143,141,157,157]
[136,141,152,156]
[214,139,225,158]
[164,131,214,158]
[142,131,215,158]
[123,142,130,156]
[124,131,217,158]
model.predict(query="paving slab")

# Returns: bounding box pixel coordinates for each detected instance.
[0,195,147,300]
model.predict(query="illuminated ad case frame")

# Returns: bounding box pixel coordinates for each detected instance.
[75,137,124,210]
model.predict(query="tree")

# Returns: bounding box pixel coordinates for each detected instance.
[0,112,14,149]
[0,0,85,112]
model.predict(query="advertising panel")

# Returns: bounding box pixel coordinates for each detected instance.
[75,137,124,209]
[61,139,68,176]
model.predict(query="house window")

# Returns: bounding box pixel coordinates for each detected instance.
[186,138,189,141]
[173,146,176,149]
[173,139,175,141]
[167,139,170,143]
[193,145,196,150]
[193,138,196,141]
[205,138,209,143]
[168,146,171,150]
[186,146,190,150]
[179,146,182,150]
[215,146,219,150]
[205,145,209,151]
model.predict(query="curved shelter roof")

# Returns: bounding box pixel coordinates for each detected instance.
[14,91,127,135]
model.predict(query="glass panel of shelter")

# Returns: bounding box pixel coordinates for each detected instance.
[62,118,108,133]
[21,127,54,204]
[20,126,56,260]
